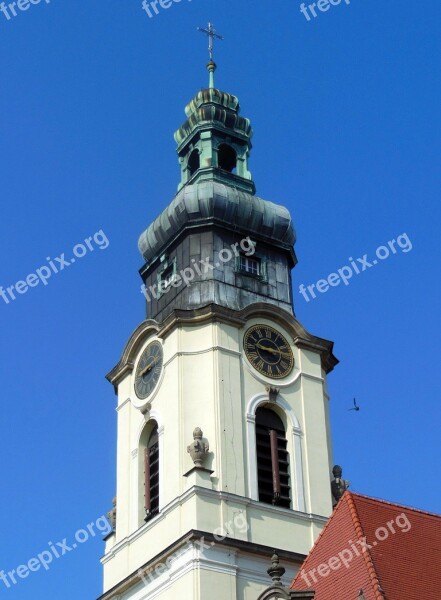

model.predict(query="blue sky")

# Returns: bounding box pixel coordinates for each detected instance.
[0,0,440,597]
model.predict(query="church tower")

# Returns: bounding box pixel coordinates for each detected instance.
[100,29,338,600]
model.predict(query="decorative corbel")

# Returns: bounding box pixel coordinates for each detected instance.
[266,387,280,403]
[141,402,152,422]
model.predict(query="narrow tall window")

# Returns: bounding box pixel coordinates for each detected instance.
[159,265,175,290]
[144,423,159,521]
[188,149,200,176]
[255,408,291,508]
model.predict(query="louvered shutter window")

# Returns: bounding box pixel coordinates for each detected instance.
[144,424,159,521]
[256,407,291,508]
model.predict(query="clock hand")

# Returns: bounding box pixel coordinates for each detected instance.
[255,342,277,354]
[139,365,150,377]
[139,357,158,377]
[255,343,291,359]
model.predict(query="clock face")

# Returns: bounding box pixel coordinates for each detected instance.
[134,341,163,399]
[244,325,294,379]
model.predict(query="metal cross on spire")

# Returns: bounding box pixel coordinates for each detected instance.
[197,22,223,63]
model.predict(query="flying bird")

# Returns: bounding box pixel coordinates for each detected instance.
[348,398,360,412]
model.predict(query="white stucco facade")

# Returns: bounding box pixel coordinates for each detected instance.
[100,306,336,599]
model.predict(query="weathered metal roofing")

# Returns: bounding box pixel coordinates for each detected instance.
[174,88,252,147]
[138,181,296,263]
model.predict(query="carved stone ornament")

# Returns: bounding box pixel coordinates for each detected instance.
[331,464,350,505]
[256,553,316,600]
[267,552,286,586]
[187,427,209,467]
[107,496,117,531]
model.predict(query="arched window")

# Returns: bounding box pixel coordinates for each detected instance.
[188,149,200,176]
[218,144,237,173]
[141,421,159,522]
[255,407,291,508]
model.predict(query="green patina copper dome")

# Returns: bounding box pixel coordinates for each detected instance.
[136,52,299,321]
[138,181,295,264]
[174,88,252,149]
[174,77,255,194]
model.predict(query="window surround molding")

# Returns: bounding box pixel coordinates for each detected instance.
[131,410,165,532]
[246,393,306,512]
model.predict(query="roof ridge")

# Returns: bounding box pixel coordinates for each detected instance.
[346,492,384,600]
[349,492,441,519]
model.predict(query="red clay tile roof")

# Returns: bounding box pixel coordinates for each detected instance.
[290,491,441,600]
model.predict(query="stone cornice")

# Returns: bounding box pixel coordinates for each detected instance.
[98,526,307,600]
[105,320,160,388]
[101,485,327,566]
[105,303,338,391]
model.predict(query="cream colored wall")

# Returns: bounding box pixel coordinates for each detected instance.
[102,316,334,595]
[104,542,299,600]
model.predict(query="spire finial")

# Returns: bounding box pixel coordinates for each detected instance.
[267,552,286,586]
[197,22,223,88]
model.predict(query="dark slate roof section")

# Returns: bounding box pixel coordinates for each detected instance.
[138,181,296,264]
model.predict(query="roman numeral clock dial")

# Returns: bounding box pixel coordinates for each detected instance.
[244,325,294,379]
[134,341,164,400]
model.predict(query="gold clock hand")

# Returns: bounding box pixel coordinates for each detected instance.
[139,357,158,377]
[255,343,278,354]
[255,343,291,359]
[255,342,270,351]
[277,351,292,359]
